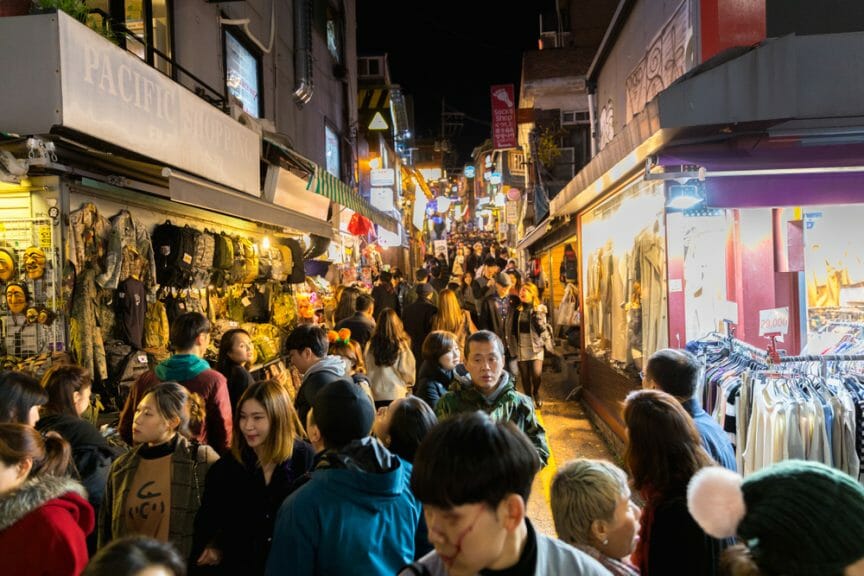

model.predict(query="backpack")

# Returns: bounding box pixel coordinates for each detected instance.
[104,341,151,411]
[282,239,305,284]
[238,238,260,284]
[211,233,234,285]
[152,221,197,288]
[191,230,215,288]
[144,300,170,350]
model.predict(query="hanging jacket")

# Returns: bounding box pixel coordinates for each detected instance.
[266,438,421,576]
[0,475,94,576]
[435,372,550,466]
[97,209,157,291]
[68,202,110,274]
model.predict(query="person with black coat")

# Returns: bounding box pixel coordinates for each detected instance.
[371,271,400,317]
[194,380,315,574]
[335,294,376,351]
[284,325,348,426]
[37,365,120,554]
[216,328,256,410]
[413,331,460,410]
[401,284,439,370]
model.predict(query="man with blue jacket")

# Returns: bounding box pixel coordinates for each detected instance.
[266,378,421,575]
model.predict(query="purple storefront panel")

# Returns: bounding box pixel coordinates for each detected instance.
[705,171,864,208]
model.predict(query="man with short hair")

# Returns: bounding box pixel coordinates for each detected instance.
[642,348,736,470]
[479,272,520,376]
[404,268,439,308]
[436,331,549,466]
[284,324,347,425]
[335,293,376,350]
[267,379,421,575]
[401,412,609,575]
[119,312,232,453]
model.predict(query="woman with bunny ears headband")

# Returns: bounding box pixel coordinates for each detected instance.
[688,460,864,576]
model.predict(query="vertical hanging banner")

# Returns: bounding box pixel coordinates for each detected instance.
[490,84,517,149]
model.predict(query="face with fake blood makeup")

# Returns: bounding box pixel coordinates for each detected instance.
[423,501,514,575]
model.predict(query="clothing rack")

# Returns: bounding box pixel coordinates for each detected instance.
[730,337,770,360]
[775,353,864,379]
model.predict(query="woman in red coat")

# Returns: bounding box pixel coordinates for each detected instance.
[0,423,94,576]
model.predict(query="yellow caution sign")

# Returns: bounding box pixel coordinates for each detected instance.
[368,111,389,131]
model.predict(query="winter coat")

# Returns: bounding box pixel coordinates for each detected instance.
[402,299,438,362]
[193,440,316,575]
[36,414,119,518]
[400,525,612,576]
[100,435,219,560]
[413,362,454,410]
[218,362,255,411]
[0,475,94,576]
[365,343,416,402]
[435,372,550,466]
[266,438,421,576]
[293,356,347,426]
[507,303,550,358]
[335,313,376,351]
[96,209,157,291]
[119,355,233,454]
[372,284,400,317]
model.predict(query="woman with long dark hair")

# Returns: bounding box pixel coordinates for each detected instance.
[216,328,255,409]
[365,309,415,408]
[413,331,460,410]
[624,389,722,576]
[333,286,360,326]
[100,382,219,561]
[38,365,118,552]
[0,370,47,425]
[0,423,92,575]
[194,380,314,574]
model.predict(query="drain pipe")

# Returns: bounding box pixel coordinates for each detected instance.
[293,0,314,106]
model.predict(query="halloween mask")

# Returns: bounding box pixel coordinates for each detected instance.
[23,247,46,280]
[0,249,15,282]
[25,307,38,324]
[6,284,27,314]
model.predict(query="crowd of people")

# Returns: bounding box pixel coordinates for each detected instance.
[1,240,864,575]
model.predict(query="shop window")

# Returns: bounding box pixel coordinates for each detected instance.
[580,179,667,373]
[359,57,383,79]
[325,125,340,178]
[560,110,588,126]
[109,0,174,77]
[550,147,575,182]
[326,5,343,64]
[224,29,263,118]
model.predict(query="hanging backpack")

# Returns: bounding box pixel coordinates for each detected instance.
[282,238,306,284]
[211,232,234,285]
[191,229,215,289]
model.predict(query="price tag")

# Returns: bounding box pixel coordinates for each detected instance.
[759,307,789,336]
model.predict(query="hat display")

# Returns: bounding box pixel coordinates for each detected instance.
[494,271,512,287]
[312,378,375,448]
[687,460,864,575]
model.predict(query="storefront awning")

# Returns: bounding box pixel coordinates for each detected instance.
[312,167,399,234]
[516,218,551,251]
[165,168,334,239]
[263,135,399,234]
[552,31,864,217]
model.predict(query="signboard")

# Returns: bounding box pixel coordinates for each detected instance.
[370,168,395,186]
[378,223,401,247]
[225,30,260,117]
[490,84,517,149]
[419,168,442,181]
[57,13,260,195]
[413,192,428,231]
[432,240,448,263]
[759,307,789,336]
[370,187,394,212]
[368,111,389,130]
[505,201,518,224]
[464,165,475,178]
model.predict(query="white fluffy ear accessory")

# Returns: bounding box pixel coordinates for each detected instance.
[687,466,747,539]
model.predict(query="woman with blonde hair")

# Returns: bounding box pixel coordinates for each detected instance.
[100,382,219,561]
[432,288,477,350]
[509,281,551,406]
[193,380,314,574]
[366,308,415,408]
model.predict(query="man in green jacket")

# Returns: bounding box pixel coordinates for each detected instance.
[436,331,550,466]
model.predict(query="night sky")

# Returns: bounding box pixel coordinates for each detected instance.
[357,1,553,165]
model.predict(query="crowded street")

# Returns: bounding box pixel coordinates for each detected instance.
[2,1,864,575]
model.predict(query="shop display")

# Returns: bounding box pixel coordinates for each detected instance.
[581,179,667,371]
